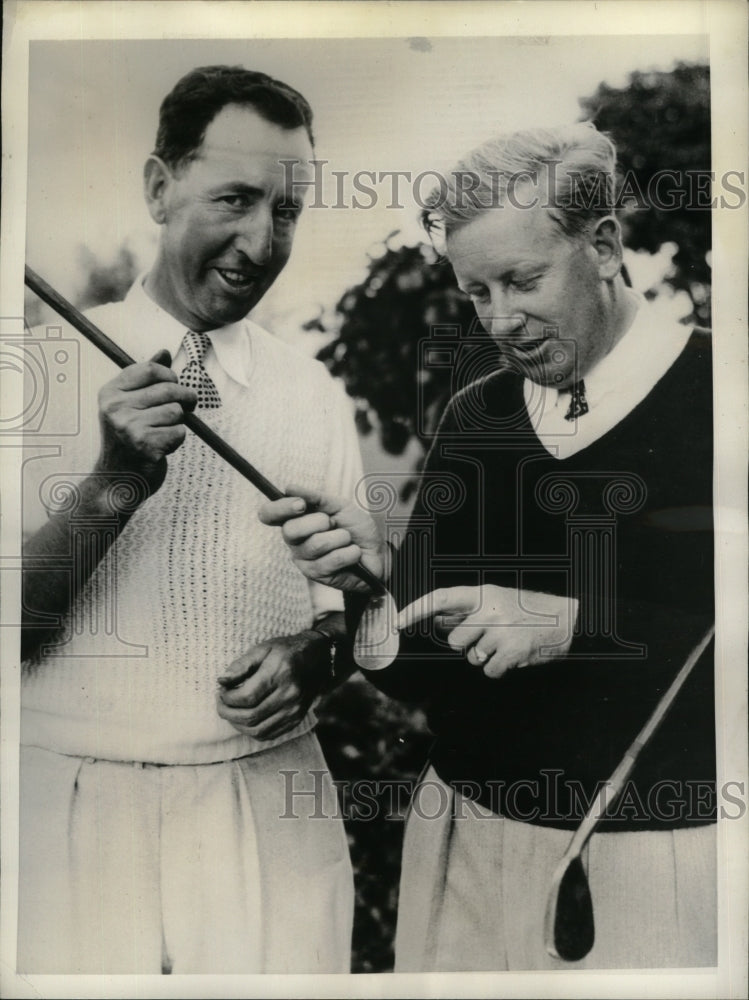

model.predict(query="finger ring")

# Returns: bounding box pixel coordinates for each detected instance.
[471,646,489,665]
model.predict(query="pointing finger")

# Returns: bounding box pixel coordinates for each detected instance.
[397,587,482,630]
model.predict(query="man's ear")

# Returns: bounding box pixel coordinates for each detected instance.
[592,215,623,280]
[143,155,172,225]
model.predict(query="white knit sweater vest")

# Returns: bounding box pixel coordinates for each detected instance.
[22,327,340,764]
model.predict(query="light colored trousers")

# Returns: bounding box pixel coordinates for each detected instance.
[395,767,717,971]
[18,733,353,974]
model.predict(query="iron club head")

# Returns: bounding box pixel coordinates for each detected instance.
[352,590,401,671]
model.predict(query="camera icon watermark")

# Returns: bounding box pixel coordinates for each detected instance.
[0,317,80,435]
[417,319,583,441]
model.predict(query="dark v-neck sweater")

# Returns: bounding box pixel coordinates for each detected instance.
[371,330,715,831]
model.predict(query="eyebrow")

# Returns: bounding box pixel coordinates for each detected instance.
[208,180,304,207]
[500,260,549,277]
[457,261,549,291]
[209,181,263,195]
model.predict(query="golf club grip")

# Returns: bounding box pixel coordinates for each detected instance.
[25,265,385,595]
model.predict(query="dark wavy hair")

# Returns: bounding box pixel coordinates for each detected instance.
[153,64,314,171]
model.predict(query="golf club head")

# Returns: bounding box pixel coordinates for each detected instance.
[544,853,595,962]
[352,590,400,670]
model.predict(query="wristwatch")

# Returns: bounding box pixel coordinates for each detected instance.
[310,626,340,690]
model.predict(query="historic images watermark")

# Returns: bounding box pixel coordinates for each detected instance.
[279,768,747,824]
[278,159,746,212]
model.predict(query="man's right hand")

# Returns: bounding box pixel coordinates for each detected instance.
[95,349,197,496]
[258,484,389,593]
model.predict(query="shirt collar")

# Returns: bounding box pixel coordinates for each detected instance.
[544,293,689,412]
[121,273,253,388]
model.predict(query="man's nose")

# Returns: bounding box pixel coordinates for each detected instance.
[479,288,525,339]
[488,307,525,339]
[234,206,274,264]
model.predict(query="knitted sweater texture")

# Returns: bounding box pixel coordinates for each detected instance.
[22,300,359,764]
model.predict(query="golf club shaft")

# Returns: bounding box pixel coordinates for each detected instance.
[24,264,384,595]
[565,622,715,859]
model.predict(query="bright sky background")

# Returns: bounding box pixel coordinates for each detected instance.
[26,34,708,340]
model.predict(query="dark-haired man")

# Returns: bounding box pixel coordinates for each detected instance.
[20,66,358,974]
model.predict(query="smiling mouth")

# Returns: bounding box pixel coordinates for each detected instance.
[215,267,260,291]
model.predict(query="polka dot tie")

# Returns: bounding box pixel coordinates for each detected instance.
[178,330,221,409]
[564,379,589,421]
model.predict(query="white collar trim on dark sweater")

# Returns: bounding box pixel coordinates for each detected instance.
[523,294,693,460]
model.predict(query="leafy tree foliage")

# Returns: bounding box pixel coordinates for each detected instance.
[316,239,479,458]
[579,62,711,324]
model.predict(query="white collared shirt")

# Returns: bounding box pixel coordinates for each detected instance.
[523,295,692,460]
[122,272,255,392]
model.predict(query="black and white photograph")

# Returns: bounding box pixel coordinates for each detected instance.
[1,2,747,997]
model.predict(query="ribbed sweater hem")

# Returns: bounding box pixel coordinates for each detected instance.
[21,706,316,765]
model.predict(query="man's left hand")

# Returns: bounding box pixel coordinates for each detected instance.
[216,630,331,741]
[398,584,578,679]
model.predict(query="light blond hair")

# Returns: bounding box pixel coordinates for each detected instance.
[422,122,617,243]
